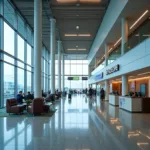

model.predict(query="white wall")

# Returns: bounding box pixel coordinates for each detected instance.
[88,0,128,64]
[89,38,150,84]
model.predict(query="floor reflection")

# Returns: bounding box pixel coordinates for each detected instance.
[0,94,150,150]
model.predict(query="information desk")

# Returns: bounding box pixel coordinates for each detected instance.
[119,96,142,112]
[109,94,119,106]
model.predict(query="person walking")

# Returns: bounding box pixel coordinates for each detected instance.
[100,88,105,101]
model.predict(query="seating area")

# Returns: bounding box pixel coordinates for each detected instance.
[6,97,54,116]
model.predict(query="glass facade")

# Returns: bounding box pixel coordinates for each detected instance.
[0,0,88,107]
[63,60,88,91]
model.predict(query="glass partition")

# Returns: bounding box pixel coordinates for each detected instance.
[108,45,121,65]
[124,19,150,53]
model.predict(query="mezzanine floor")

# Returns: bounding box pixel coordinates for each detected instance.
[0,94,150,150]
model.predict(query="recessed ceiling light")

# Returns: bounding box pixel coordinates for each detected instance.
[76,14,79,17]
[65,34,77,37]
[57,0,101,3]
[78,34,91,37]
[67,48,86,51]
[138,72,150,76]
[76,3,80,6]
[64,34,91,37]
[76,26,79,30]
[68,49,76,51]
[76,46,78,48]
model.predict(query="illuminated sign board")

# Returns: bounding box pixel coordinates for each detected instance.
[68,77,79,80]
[82,77,88,80]
[95,72,103,80]
[106,64,120,75]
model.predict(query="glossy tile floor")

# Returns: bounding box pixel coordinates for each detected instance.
[1,94,150,150]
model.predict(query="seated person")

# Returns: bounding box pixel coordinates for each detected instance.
[25,91,34,100]
[16,91,24,104]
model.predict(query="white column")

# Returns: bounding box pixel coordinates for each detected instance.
[105,44,109,67]
[62,54,65,92]
[105,80,109,101]
[148,79,150,97]
[34,0,42,98]
[122,75,128,96]
[121,18,128,55]
[58,41,62,92]
[50,18,56,94]
[48,52,50,92]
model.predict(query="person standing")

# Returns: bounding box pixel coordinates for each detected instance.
[100,88,105,101]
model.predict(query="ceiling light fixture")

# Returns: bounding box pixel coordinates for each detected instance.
[130,10,149,30]
[138,72,150,76]
[76,46,78,48]
[65,34,77,37]
[57,0,101,3]
[114,38,122,47]
[67,48,86,51]
[108,48,113,52]
[64,34,91,37]
[78,48,86,50]
[76,26,79,30]
[78,34,91,37]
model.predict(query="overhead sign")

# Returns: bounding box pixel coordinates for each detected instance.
[82,77,88,80]
[68,77,79,80]
[106,64,120,75]
[73,77,79,80]
[95,72,103,80]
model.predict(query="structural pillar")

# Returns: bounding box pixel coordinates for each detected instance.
[105,80,109,101]
[58,41,62,92]
[34,0,42,98]
[50,18,56,94]
[122,75,128,96]
[121,18,128,55]
[105,44,109,67]
[62,54,65,93]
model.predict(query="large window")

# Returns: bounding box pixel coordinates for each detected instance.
[64,60,88,90]
[27,44,32,65]
[17,35,24,61]
[17,68,24,92]
[27,72,31,92]
[4,22,14,56]
[4,63,14,106]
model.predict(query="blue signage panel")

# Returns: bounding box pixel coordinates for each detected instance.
[95,72,103,80]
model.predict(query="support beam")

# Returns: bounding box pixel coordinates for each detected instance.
[34,0,42,98]
[58,41,62,92]
[105,44,109,67]
[122,75,128,96]
[105,80,109,101]
[121,18,128,55]
[62,54,65,93]
[50,18,56,94]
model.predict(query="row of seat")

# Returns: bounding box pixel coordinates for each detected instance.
[6,98,53,115]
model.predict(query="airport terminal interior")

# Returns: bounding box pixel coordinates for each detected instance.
[0,0,150,149]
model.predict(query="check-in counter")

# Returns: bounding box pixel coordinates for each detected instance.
[119,96,142,112]
[109,94,119,106]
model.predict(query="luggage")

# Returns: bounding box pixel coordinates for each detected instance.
[68,93,72,99]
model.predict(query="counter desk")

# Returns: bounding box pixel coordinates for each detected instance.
[109,94,119,106]
[119,96,142,112]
